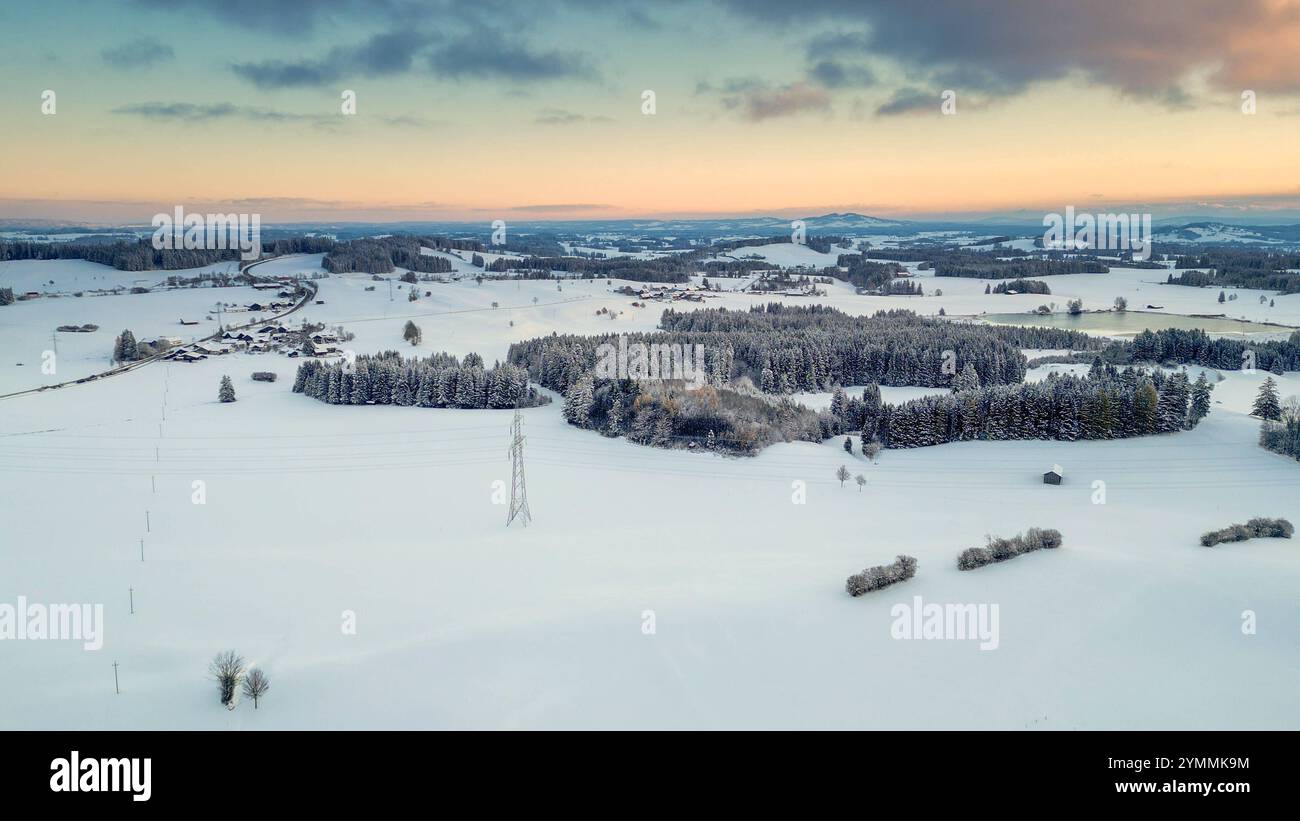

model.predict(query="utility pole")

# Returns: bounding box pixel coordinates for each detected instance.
[145,510,150,533]
[506,410,532,527]
[140,538,144,562]
[112,662,120,694]
[129,587,134,615]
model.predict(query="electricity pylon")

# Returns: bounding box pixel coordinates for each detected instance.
[507,410,532,527]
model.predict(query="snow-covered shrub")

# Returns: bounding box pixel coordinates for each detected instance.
[845,554,917,597]
[957,528,1063,570]
[957,547,992,571]
[1247,518,1295,539]
[1024,527,1064,551]
[1201,518,1294,547]
[251,371,277,382]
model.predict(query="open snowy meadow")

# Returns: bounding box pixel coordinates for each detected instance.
[2,256,1298,729]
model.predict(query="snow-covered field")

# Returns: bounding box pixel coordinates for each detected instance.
[2,257,1298,729]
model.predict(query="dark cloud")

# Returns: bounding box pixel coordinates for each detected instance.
[231,30,435,89]
[808,60,875,89]
[695,77,764,96]
[427,31,597,82]
[229,25,596,88]
[805,30,872,58]
[132,0,389,31]
[231,61,340,89]
[622,8,662,31]
[380,114,442,128]
[727,0,1300,100]
[101,37,174,69]
[874,88,936,117]
[533,108,613,125]
[112,102,334,125]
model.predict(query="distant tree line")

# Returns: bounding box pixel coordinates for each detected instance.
[992,278,1052,295]
[510,305,1109,455]
[1166,249,1300,294]
[511,305,1051,396]
[933,256,1108,279]
[832,256,908,291]
[323,237,454,275]
[711,234,843,254]
[293,351,545,410]
[702,258,772,276]
[0,235,333,272]
[0,239,236,271]
[838,365,1212,449]
[853,247,1107,278]
[486,252,696,283]
[1124,328,1299,373]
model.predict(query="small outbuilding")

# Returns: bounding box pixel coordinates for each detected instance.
[1043,464,1063,485]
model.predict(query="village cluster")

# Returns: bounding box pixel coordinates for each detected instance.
[159,278,339,363]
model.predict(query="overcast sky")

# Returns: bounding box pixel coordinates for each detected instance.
[2,0,1299,223]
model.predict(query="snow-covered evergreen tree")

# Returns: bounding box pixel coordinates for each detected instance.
[1156,371,1191,431]
[1254,377,1282,421]
[952,363,981,393]
[563,374,595,428]
[113,329,138,363]
[218,375,236,403]
[1190,372,1213,423]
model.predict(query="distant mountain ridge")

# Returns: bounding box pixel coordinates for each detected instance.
[3,213,1299,246]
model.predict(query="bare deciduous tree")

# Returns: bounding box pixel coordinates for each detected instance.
[242,667,270,709]
[208,650,246,708]
[863,440,882,462]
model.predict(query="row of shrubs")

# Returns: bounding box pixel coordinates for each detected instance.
[846,518,1292,596]
[845,555,917,597]
[958,528,1064,570]
[845,528,1062,596]
[1200,518,1294,547]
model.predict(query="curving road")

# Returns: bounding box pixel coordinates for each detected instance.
[0,256,316,401]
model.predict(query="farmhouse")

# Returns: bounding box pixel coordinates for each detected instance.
[1043,465,1063,485]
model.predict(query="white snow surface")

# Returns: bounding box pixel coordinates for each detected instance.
[1,258,1298,729]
